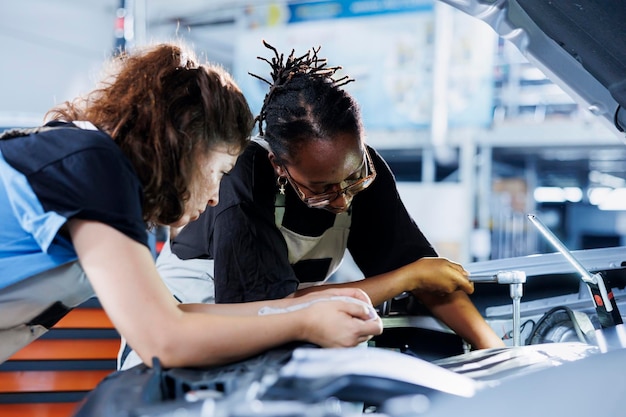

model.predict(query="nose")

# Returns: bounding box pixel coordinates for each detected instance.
[326,191,352,212]
[206,187,220,207]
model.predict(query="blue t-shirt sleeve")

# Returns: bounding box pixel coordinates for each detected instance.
[0,125,149,289]
[0,125,149,248]
[0,152,67,253]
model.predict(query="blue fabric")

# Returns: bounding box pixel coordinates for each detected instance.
[0,122,148,290]
[0,151,76,289]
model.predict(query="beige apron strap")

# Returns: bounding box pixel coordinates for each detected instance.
[275,192,286,228]
[333,211,351,227]
[249,136,286,228]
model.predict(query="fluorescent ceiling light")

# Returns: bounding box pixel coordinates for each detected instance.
[588,187,613,206]
[534,187,565,202]
[563,187,582,203]
[598,188,626,211]
[534,186,582,203]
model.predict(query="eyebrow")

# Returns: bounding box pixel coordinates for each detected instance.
[306,153,365,186]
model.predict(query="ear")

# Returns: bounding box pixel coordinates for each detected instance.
[268,152,285,176]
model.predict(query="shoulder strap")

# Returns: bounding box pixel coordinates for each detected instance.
[1,122,97,141]
[275,192,286,227]
[0,126,52,141]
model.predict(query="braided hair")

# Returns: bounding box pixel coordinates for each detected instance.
[249,41,363,165]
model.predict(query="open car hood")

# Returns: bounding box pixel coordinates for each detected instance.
[439,0,626,136]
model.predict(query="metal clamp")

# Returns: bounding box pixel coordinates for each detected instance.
[470,270,527,346]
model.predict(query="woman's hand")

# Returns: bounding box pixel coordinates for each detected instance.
[402,257,474,296]
[270,287,382,347]
[295,296,383,347]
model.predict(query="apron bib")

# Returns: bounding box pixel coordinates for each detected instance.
[253,137,353,287]
[275,195,351,287]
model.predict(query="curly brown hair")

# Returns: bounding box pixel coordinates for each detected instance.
[46,42,254,225]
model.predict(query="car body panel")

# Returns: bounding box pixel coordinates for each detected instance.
[439,0,626,135]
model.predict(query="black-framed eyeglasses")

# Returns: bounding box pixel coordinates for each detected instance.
[282,147,377,208]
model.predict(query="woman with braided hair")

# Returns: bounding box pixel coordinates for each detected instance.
[0,41,382,368]
[141,41,503,369]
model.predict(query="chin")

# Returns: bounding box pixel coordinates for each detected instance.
[169,217,190,228]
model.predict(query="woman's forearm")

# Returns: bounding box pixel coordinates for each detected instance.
[415,290,505,349]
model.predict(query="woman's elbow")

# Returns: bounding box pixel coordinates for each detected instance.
[132,334,187,368]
